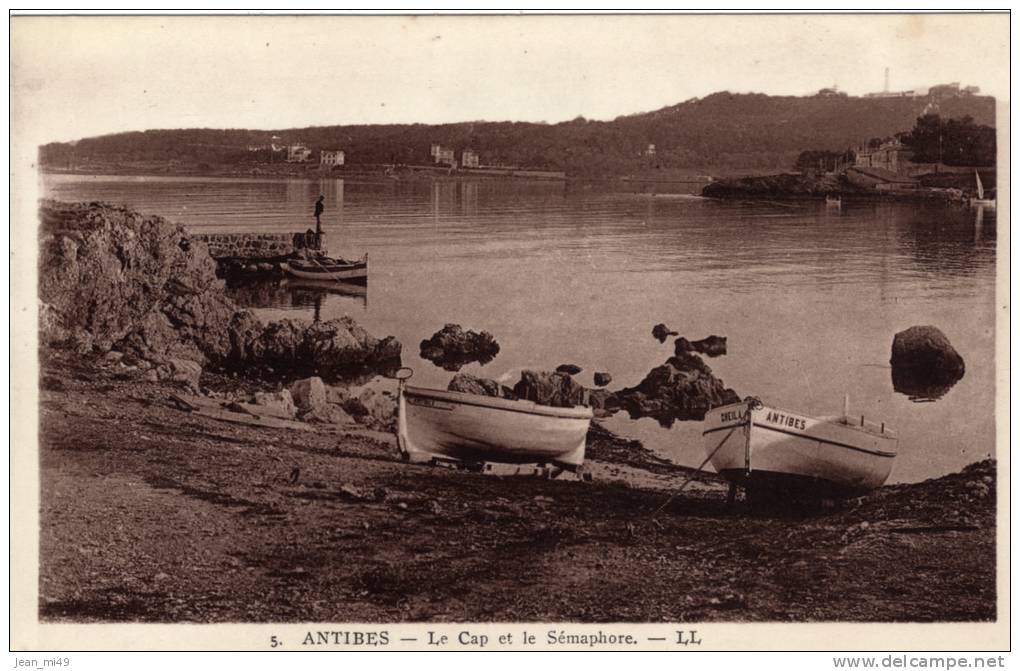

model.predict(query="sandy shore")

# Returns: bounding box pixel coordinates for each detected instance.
[38,349,996,622]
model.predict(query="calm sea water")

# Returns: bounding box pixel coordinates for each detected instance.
[42,174,999,483]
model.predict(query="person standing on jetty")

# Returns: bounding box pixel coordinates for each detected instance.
[312,195,325,250]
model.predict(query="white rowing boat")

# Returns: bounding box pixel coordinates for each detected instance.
[280,253,368,282]
[396,371,593,471]
[702,397,898,499]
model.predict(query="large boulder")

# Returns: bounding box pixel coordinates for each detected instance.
[419,323,499,371]
[330,386,398,431]
[615,351,740,426]
[252,389,297,420]
[890,326,965,398]
[593,371,613,387]
[290,376,328,414]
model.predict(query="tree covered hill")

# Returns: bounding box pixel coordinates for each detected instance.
[40,90,995,176]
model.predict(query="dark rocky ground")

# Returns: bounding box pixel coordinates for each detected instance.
[38,349,996,624]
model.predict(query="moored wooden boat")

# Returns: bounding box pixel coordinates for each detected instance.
[702,398,898,500]
[280,253,368,282]
[396,372,593,471]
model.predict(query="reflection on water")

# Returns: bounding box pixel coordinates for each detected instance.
[891,366,962,403]
[225,275,367,317]
[43,174,998,483]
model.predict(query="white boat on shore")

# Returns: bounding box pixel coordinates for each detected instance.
[702,398,897,500]
[280,253,368,282]
[396,371,593,471]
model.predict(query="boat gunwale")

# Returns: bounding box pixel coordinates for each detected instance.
[285,258,367,272]
[403,385,594,420]
[703,421,898,458]
[703,400,898,445]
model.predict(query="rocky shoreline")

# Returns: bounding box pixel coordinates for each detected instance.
[35,200,997,622]
[700,172,971,203]
[38,347,996,622]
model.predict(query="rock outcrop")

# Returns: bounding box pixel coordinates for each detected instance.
[38,201,401,382]
[593,372,612,387]
[446,370,616,416]
[652,323,678,343]
[890,325,966,400]
[39,200,231,363]
[512,370,589,408]
[419,324,500,371]
[447,373,516,399]
[675,335,727,358]
[234,316,402,378]
[702,172,844,199]
[555,364,583,376]
[615,351,740,427]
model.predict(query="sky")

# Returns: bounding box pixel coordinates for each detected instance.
[10,13,1011,144]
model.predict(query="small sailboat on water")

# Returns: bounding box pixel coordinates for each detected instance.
[971,170,996,209]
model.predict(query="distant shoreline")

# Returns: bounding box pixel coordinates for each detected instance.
[40,163,741,187]
[40,164,573,184]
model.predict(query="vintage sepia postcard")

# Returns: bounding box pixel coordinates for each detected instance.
[9,11,1010,655]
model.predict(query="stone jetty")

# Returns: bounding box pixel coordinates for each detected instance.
[191,232,321,274]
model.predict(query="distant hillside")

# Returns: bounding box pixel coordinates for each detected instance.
[40,91,995,176]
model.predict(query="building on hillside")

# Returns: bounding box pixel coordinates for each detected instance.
[270,136,284,152]
[320,150,345,167]
[645,143,656,157]
[817,87,847,97]
[287,144,313,163]
[854,139,914,175]
[461,149,480,168]
[430,143,456,166]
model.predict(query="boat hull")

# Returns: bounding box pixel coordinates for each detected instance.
[281,254,368,282]
[398,385,593,470]
[703,401,897,497]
